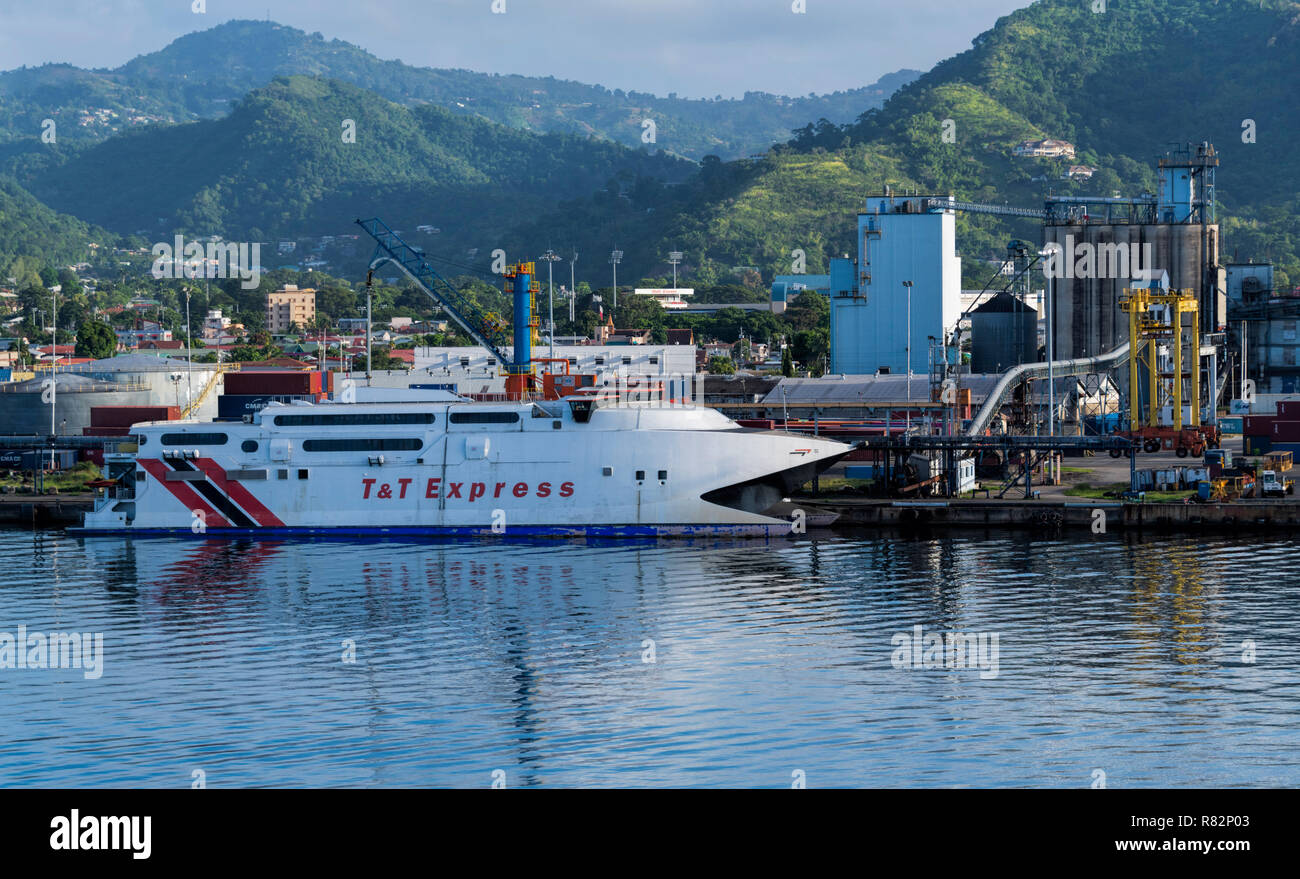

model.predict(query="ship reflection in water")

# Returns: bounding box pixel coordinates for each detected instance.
[2,529,1298,787]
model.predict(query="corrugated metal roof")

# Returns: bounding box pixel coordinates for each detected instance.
[760,375,933,404]
[971,290,1036,314]
[755,373,1101,406]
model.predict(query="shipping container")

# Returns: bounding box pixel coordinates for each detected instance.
[0,450,78,470]
[735,419,777,430]
[1278,400,1300,419]
[1243,414,1275,435]
[224,371,321,396]
[1243,436,1272,455]
[217,394,317,418]
[1271,420,1300,441]
[1217,416,1244,435]
[90,405,180,428]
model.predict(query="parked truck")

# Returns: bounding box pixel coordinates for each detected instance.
[1259,468,1295,498]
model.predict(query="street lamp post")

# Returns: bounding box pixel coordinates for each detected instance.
[49,287,57,469]
[1038,248,1057,436]
[902,281,913,403]
[569,250,578,323]
[668,251,683,289]
[609,249,623,311]
[184,287,194,415]
[540,249,561,359]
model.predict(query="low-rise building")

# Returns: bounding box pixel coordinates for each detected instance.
[1013,139,1076,159]
[265,284,316,333]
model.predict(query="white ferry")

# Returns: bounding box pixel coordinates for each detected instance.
[74,394,850,537]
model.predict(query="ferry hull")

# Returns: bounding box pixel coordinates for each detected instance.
[78,401,852,538]
[70,522,794,538]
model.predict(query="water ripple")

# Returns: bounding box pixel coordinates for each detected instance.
[0,529,1296,787]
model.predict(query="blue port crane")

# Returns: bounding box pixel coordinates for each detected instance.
[355,217,514,367]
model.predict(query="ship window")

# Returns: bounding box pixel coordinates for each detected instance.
[273,413,435,426]
[448,411,519,425]
[658,470,668,481]
[622,356,632,365]
[160,432,228,445]
[302,438,423,452]
[137,435,147,445]
[241,440,259,453]
[635,470,645,481]
[298,469,309,480]
[567,357,578,366]
[649,356,659,365]
[594,357,605,365]
[278,469,289,479]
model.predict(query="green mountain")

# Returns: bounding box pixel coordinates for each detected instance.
[16,76,692,256]
[636,0,1300,287]
[0,19,918,161]
[0,176,116,283]
[7,0,1300,295]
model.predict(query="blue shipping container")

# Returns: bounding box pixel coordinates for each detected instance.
[217,394,314,418]
[0,450,77,469]
[1243,436,1272,455]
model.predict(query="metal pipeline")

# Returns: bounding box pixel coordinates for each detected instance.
[966,341,1131,437]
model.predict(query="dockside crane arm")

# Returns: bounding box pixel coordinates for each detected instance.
[356,217,512,367]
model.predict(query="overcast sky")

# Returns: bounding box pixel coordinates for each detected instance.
[0,0,1031,98]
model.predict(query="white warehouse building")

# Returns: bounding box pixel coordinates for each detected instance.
[402,345,700,395]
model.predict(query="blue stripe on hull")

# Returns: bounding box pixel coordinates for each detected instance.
[68,523,791,539]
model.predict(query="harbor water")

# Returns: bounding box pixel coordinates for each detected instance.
[1,528,1297,788]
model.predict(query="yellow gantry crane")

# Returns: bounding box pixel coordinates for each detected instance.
[1119,285,1213,455]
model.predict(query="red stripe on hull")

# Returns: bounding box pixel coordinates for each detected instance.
[138,459,232,529]
[193,458,285,527]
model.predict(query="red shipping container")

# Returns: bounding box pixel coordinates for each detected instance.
[1272,421,1300,441]
[1278,400,1300,419]
[90,405,180,428]
[1244,415,1275,435]
[224,371,320,396]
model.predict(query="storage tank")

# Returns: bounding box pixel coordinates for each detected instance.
[1044,222,1216,360]
[971,290,1038,374]
[0,372,152,435]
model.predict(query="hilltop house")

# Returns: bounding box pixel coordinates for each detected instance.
[1013,139,1076,159]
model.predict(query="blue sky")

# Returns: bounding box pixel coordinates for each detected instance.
[0,0,1031,97]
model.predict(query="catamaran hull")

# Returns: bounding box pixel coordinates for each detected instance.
[76,401,851,538]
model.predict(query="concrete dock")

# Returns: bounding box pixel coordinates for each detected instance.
[799,496,1300,532]
[0,494,92,526]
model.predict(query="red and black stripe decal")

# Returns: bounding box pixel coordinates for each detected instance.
[165,458,259,529]
[192,458,285,527]
[138,459,232,528]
